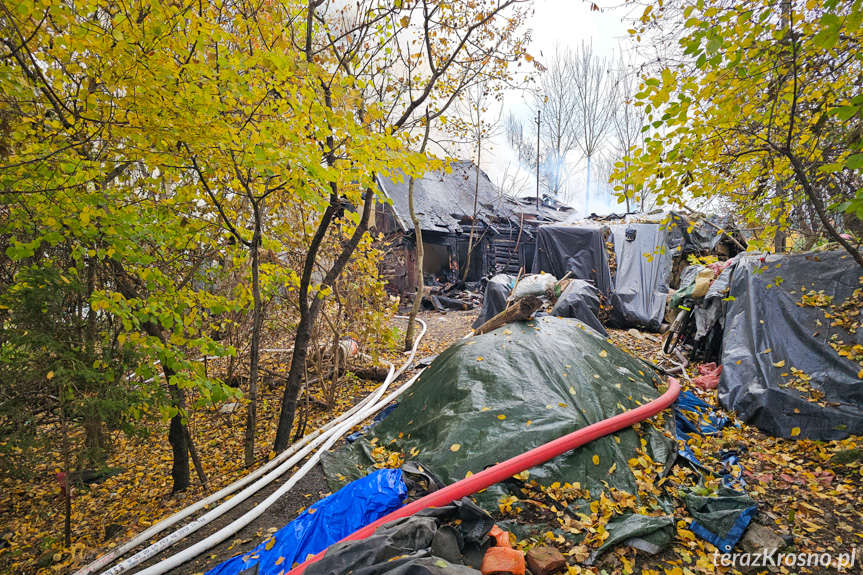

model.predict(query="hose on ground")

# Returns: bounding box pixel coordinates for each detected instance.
[133,368,426,575]
[287,377,682,575]
[82,316,426,575]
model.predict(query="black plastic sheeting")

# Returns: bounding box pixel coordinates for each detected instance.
[322,316,676,501]
[550,279,608,337]
[719,250,863,440]
[472,274,515,329]
[608,224,673,331]
[304,499,493,575]
[650,211,731,254]
[531,225,614,295]
[527,214,741,331]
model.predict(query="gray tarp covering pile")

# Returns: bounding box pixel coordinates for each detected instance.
[530,213,741,332]
[473,275,607,337]
[531,225,614,295]
[471,275,515,329]
[719,250,863,440]
[322,315,675,504]
[608,224,673,331]
[549,279,608,336]
[529,222,671,331]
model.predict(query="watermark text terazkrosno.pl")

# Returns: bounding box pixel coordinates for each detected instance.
[713,547,857,570]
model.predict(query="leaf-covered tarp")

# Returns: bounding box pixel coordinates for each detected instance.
[719,250,863,440]
[322,316,676,502]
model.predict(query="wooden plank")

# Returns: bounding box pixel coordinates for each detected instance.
[474,295,542,335]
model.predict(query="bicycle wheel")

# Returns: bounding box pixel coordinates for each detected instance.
[663,308,692,354]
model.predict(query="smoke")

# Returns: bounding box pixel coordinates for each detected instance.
[451,0,638,216]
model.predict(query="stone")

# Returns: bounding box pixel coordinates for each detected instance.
[740,523,785,555]
[526,546,567,575]
[738,523,787,573]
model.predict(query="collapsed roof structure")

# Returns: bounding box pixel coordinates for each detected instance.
[374,161,574,294]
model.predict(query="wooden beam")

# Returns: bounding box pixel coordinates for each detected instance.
[474,295,543,335]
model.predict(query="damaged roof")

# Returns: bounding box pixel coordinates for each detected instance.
[501,195,575,228]
[377,160,573,234]
[377,160,503,233]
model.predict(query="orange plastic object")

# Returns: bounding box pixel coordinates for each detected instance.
[489,525,512,548]
[480,546,526,575]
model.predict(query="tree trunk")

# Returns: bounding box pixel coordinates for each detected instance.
[474,295,542,335]
[272,189,336,453]
[83,258,105,466]
[404,176,424,351]
[774,224,787,253]
[461,144,481,283]
[783,149,863,267]
[106,258,191,492]
[167,394,190,493]
[83,408,106,466]
[185,424,208,487]
[585,154,592,216]
[404,115,432,351]
[60,380,72,547]
[244,206,263,467]
[273,187,377,452]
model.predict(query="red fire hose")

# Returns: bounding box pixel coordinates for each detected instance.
[288,377,681,574]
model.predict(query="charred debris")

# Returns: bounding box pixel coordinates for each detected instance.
[372,160,573,310]
[370,160,745,315]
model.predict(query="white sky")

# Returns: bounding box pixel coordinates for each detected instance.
[460,0,639,216]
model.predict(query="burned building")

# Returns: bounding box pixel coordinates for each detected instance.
[374,160,574,294]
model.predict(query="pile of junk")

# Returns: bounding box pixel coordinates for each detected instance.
[195,214,863,575]
[84,214,863,575]
[196,311,762,575]
[473,210,746,335]
[671,249,863,440]
[477,211,863,441]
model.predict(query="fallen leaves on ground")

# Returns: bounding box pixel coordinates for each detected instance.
[0,310,445,575]
[7,312,860,575]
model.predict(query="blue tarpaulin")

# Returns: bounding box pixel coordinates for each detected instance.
[675,390,732,471]
[205,468,408,575]
[675,391,728,439]
[346,404,398,443]
[674,390,757,553]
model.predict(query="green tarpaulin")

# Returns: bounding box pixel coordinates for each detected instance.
[320,316,761,561]
[322,316,676,502]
